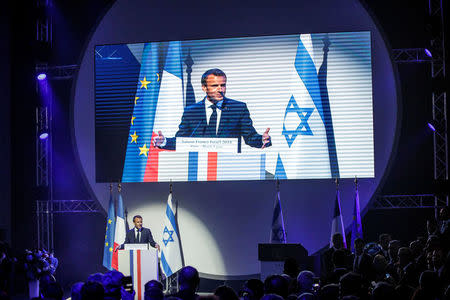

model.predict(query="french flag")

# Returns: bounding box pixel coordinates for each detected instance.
[330,187,347,248]
[145,41,185,182]
[112,193,126,270]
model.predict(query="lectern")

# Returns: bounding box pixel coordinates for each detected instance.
[116,244,159,300]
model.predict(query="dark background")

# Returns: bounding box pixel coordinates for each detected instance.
[1,0,448,293]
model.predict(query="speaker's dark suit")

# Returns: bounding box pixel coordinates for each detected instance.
[124,227,156,248]
[162,97,271,152]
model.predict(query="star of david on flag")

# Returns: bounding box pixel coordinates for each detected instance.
[160,191,183,277]
[282,95,314,147]
[162,226,175,247]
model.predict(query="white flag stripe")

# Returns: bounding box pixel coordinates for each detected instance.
[161,193,183,276]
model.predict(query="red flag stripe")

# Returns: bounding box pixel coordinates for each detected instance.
[207,152,218,181]
[137,250,142,300]
[111,242,119,270]
[144,132,162,182]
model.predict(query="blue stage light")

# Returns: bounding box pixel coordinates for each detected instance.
[37,73,47,81]
[425,49,432,58]
[39,132,49,140]
[427,122,436,132]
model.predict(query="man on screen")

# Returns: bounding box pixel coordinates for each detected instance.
[154,68,271,151]
[123,215,160,251]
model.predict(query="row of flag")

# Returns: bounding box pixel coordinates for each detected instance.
[271,179,363,252]
[102,185,183,277]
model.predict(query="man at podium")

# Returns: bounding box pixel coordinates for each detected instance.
[153,68,271,152]
[123,215,160,251]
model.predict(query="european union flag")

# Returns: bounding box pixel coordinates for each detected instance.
[350,180,363,251]
[122,43,164,182]
[103,191,116,270]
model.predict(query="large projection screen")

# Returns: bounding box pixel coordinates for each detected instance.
[95,32,373,183]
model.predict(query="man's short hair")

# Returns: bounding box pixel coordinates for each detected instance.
[332,249,347,268]
[71,282,84,300]
[133,215,142,222]
[297,270,315,294]
[263,275,289,298]
[339,272,362,298]
[81,281,105,300]
[379,233,391,242]
[102,270,124,298]
[145,279,163,291]
[331,233,343,248]
[178,266,200,291]
[201,69,227,86]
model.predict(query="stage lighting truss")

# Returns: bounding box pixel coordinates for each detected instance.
[36,0,52,45]
[432,93,448,180]
[392,48,433,63]
[35,64,79,81]
[385,0,447,211]
[36,106,49,187]
[37,200,103,213]
[36,200,103,251]
[427,0,447,184]
[372,194,448,210]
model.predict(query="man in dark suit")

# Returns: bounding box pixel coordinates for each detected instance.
[154,68,271,152]
[123,215,160,251]
[352,238,373,282]
[321,233,351,282]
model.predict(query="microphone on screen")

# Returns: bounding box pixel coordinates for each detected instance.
[219,92,227,110]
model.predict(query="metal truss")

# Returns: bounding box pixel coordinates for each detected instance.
[388,0,447,210]
[372,194,448,209]
[428,0,448,183]
[37,200,103,251]
[37,200,53,251]
[36,0,52,45]
[35,64,79,80]
[36,107,49,187]
[392,48,433,63]
[433,93,448,180]
[37,200,103,213]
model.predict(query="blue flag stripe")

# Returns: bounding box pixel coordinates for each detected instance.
[117,194,124,218]
[161,251,173,277]
[188,152,198,181]
[274,154,287,179]
[164,41,183,79]
[294,37,324,123]
[166,203,179,237]
[130,250,134,277]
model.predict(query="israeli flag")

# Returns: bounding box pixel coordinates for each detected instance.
[160,192,183,277]
[270,190,287,243]
[277,34,331,179]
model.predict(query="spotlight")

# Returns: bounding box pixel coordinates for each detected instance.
[37,73,47,81]
[39,132,49,140]
[427,122,436,132]
[424,49,432,58]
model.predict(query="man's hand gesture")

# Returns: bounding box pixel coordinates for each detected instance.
[262,128,271,149]
[153,131,165,147]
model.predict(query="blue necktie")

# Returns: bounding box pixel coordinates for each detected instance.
[206,105,217,137]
